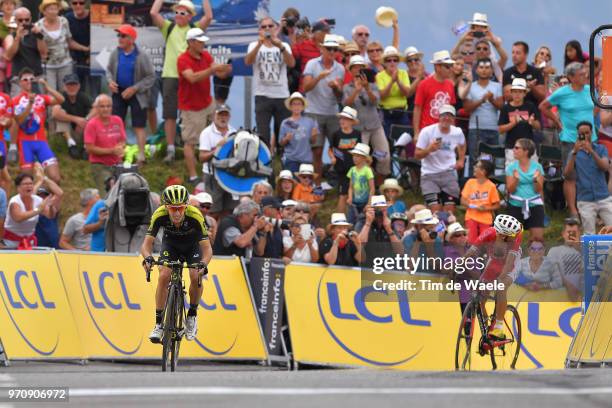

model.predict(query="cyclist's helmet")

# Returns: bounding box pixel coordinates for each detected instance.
[493,214,522,237]
[161,185,189,206]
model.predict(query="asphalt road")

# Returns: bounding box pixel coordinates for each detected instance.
[1,361,611,408]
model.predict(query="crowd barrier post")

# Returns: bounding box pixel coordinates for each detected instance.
[0,337,8,366]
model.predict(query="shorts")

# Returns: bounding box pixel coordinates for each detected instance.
[561,142,576,181]
[305,112,339,148]
[481,252,521,282]
[337,175,350,195]
[19,140,57,168]
[112,90,147,128]
[421,170,460,206]
[203,173,239,213]
[180,104,215,145]
[159,240,201,265]
[162,77,179,120]
[506,204,545,229]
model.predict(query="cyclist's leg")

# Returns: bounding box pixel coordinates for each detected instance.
[156,243,177,311]
[187,244,203,313]
[493,253,520,330]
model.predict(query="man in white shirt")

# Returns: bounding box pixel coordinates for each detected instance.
[198,104,237,217]
[245,16,295,148]
[415,104,466,213]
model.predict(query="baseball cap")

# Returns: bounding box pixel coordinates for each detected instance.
[193,192,213,205]
[439,104,456,116]
[115,24,137,40]
[312,20,330,33]
[186,27,209,42]
[62,73,80,85]
[261,196,281,209]
[215,104,231,114]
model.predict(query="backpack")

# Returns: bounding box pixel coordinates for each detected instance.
[212,130,273,178]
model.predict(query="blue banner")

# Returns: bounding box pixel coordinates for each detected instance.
[581,235,612,309]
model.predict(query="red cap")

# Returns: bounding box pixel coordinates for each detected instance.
[115,24,137,40]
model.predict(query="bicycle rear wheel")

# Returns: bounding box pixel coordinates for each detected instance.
[455,301,476,371]
[170,290,184,372]
[161,287,177,372]
[490,304,521,370]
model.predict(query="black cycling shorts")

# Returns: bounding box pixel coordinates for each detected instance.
[159,241,201,265]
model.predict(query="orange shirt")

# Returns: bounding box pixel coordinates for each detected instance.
[461,178,500,225]
[292,183,323,204]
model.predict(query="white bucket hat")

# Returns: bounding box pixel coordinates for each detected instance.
[403,46,423,60]
[349,142,371,157]
[186,27,209,42]
[469,12,489,27]
[430,50,455,65]
[382,46,401,61]
[410,209,439,225]
[370,195,387,207]
[295,163,316,177]
[336,106,359,123]
[284,91,308,110]
[172,0,196,14]
[446,222,467,241]
[380,178,404,195]
[511,78,528,91]
[349,55,367,68]
[276,169,296,184]
[323,34,340,48]
[328,213,352,227]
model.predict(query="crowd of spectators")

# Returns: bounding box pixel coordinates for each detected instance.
[0,4,610,302]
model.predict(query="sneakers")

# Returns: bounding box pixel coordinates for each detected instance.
[163,148,175,164]
[149,324,163,344]
[488,326,505,340]
[68,145,80,160]
[185,316,197,341]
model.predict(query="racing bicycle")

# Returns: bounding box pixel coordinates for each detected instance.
[455,287,522,370]
[146,258,205,372]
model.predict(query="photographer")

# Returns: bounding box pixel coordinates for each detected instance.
[279,7,300,45]
[564,121,612,234]
[254,196,285,258]
[356,199,401,245]
[402,209,444,273]
[213,199,266,259]
[4,7,45,97]
[283,216,318,264]
[245,16,295,149]
[320,213,362,267]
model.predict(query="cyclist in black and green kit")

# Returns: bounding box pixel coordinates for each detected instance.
[141,185,213,343]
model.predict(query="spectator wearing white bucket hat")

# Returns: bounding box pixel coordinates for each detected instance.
[415,104,466,214]
[320,212,362,267]
[402,208,444,272]
[275,169,297,201]
[403,46,428,114]
[376,46,412,139]
[343,55,390,183]
[302,34,345,180]
[413,50,457,140]
[278,92,319,173]
[292,163,323,218]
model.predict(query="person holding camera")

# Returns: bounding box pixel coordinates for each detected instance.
[356,198,401,245]
[564,122,612,235]
[402,209,444,273]
[245,16,295,149]
[283,216,318,264]
[320,213,362,267]
[213,199,266,259]
[82,194,109,252]
[254,196,285,259]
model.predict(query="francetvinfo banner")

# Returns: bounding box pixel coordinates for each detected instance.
[91,0,267,75]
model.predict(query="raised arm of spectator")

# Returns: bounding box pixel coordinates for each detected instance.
[357,206,375,243]
[180,64,219,84]
[244,34,264,65]
[233,217,263,248]
[32,25,48,61]
[3,32,19,61]
[40,79,65,105]
[150,0,165,29]
[391,18,399,49]
[486,31,507,69]
[197,0,213,30]
[451,31,472,58]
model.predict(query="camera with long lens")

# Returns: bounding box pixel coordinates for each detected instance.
[285,15,299,28]
[416,228,438,241]
[264,217,290,230]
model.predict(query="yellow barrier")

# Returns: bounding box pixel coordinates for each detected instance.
[55,252,267,361]
[0,251,84,359]
[566,254,612,366]
[284,264,580,370]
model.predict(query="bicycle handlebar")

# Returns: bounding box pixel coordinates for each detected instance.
[145,258,208,287]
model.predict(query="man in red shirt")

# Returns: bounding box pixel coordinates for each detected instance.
[292,20,329,87]
[12,68,64,183]
[414,50,456,141]
[177,27,230,185]
[84,94,127,193]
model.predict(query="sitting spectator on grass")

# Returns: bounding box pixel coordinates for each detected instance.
[283,215,319,264]
[275,170,296,201]
[564,121,612,235]
[51,73,93,160]
[319,212,362,267]
[515,239,562,291]
[460,159,500,244]
[415,104,466,214]
[84,94,126,194]
[59,188,98,250]
[346,142,374,221]
[278,92,318,172]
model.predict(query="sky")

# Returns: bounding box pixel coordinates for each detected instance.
[225,0,612,127]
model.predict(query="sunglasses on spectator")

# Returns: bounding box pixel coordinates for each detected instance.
[20,77,35,82]
[385,58,399,63]
[72,1,85,4]
[325,47,339,52]
[299,174,313,179]
[295,209,308,213]
[406,58,420,63]
[539,51,551,57]
[513,145,525,150]
[117,33,129,39]
[367,48,382,53]
[199,203,211,209]
[461,51,474,55]
[175,10,190,16]
[346,52,360,57]
[478,62,492,68]
[476,47,489,51]
[260,24,274,29]
[17,18,31,23]
[356,32,370,37]
[564,217,581,225]
[451,233,467,238]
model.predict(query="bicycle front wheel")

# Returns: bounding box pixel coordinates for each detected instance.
[490,304,522,370]
[455,301,476,371]
[170,289,184,372]
[161,287,177,372]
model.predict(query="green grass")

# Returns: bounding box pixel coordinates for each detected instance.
[6,135,571,243]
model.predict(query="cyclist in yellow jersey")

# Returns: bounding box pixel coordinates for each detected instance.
[141,185,213,343]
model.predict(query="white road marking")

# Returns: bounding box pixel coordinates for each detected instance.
[0,374,15,387]
[69,386,612,397]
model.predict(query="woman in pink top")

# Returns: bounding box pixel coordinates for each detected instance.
[84,94,126,194]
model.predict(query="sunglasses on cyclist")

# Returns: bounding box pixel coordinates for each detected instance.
[167,205,187,211]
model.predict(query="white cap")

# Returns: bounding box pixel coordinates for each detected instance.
[511,78,528,91]
[382,46,401,61]
[281,199,298,208]
[193,192,213,204]
[186,27,209,42]
[430,50,455,65]
[348,55,367,68]
[322,34,340,48]
[336,106,359,123]
[403,46,423,59]
[469,12,489,27]
[439,104,456,116]
[370,195,387,207]
[349,142,371,157]
[329,213,352,226]
[447,222,466,235]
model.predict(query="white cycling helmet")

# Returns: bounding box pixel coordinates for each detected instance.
[493,214,522,236]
